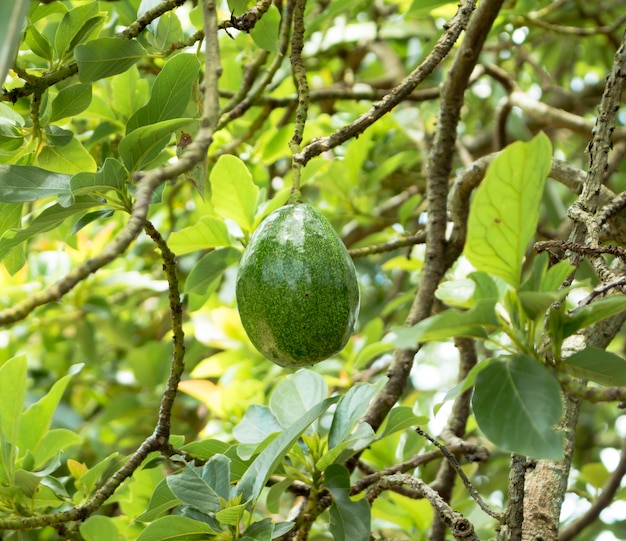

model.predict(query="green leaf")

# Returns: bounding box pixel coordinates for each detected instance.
[0,124,24,152]
[326,464,371,541]
[210,155,259,233]
[75,38,146,83]
[517,290,563,321]
[135,515,218,541]
[18,370,77,459]
[80,516,119,541]
[126,53,200,133]
[233,405,283,444]
[184,247,241,295]
[0,355,27,447]
[216,501,247,525]
[118,117,195,171]
[136,478,181,522]
[168,216,232,255]
[25,21,53,62]
[353,341,395,368]
[33,429,82,468]
[464,132,552,287]
[49,84,92,123]
[269,370,329,428]
[54,2,100,61]
[236,396,339,502]
[202,454,232,501]
[0,0,30,86]
[563,296,626,337]
[472,354,564,459]
[0,202,24,273]
[329,383,379,449]
[562,347,626,386]
[378,406,429,439]
[44,125,73,147]
[391,299,500,348]
[0,165,71,203]
[250,4,281,52]
[166,465,222,514]
[0,197,101,263]
[37,137,98,175]
[69,158,127,200]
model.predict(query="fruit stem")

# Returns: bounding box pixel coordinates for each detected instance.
[288,0,308,205]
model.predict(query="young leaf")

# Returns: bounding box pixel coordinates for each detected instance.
[391,299,500,348]
[236,396,339,502]
[210,155,259,233]
[464,132,552,288]
[326,464,371,541]
[75,38,146,83]
[0,165,72,203]
[118,117,195,171]
[378,406,429,439]
[183,247,241,295]
[472,354,563,459]
[79,516,119,541]
[126,54,200,133]
[562,347,626,386]
[168,216,232,255]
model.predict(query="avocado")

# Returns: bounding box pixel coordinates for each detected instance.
[236,203,360,368]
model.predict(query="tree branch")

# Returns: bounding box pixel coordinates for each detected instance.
[293,0,477,166]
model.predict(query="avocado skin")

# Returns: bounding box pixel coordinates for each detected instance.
[236,203,360,367]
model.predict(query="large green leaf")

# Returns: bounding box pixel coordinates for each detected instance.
[0,165,72,203]
[69,158,127,200]
[562,347,626,387]
[135,515,218,541]
[126,53,200,133]
[236,396,339,502]
[464,132,552,287]
[118,118,195,171]
[0,0,30,86]
[391,299,500,348]
[210,155,259,233]
[472,354,564,459]
[75,38,146,83]
[168,216,232,255]
[326,464,371,541]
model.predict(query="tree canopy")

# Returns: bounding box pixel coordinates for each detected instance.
[1,0,626,540]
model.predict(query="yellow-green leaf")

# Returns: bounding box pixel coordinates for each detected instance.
[464,132,552,288]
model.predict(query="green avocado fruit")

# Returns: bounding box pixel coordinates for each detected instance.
[236,203,360,368]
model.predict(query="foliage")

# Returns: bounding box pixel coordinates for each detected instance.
[1,0,626,540]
